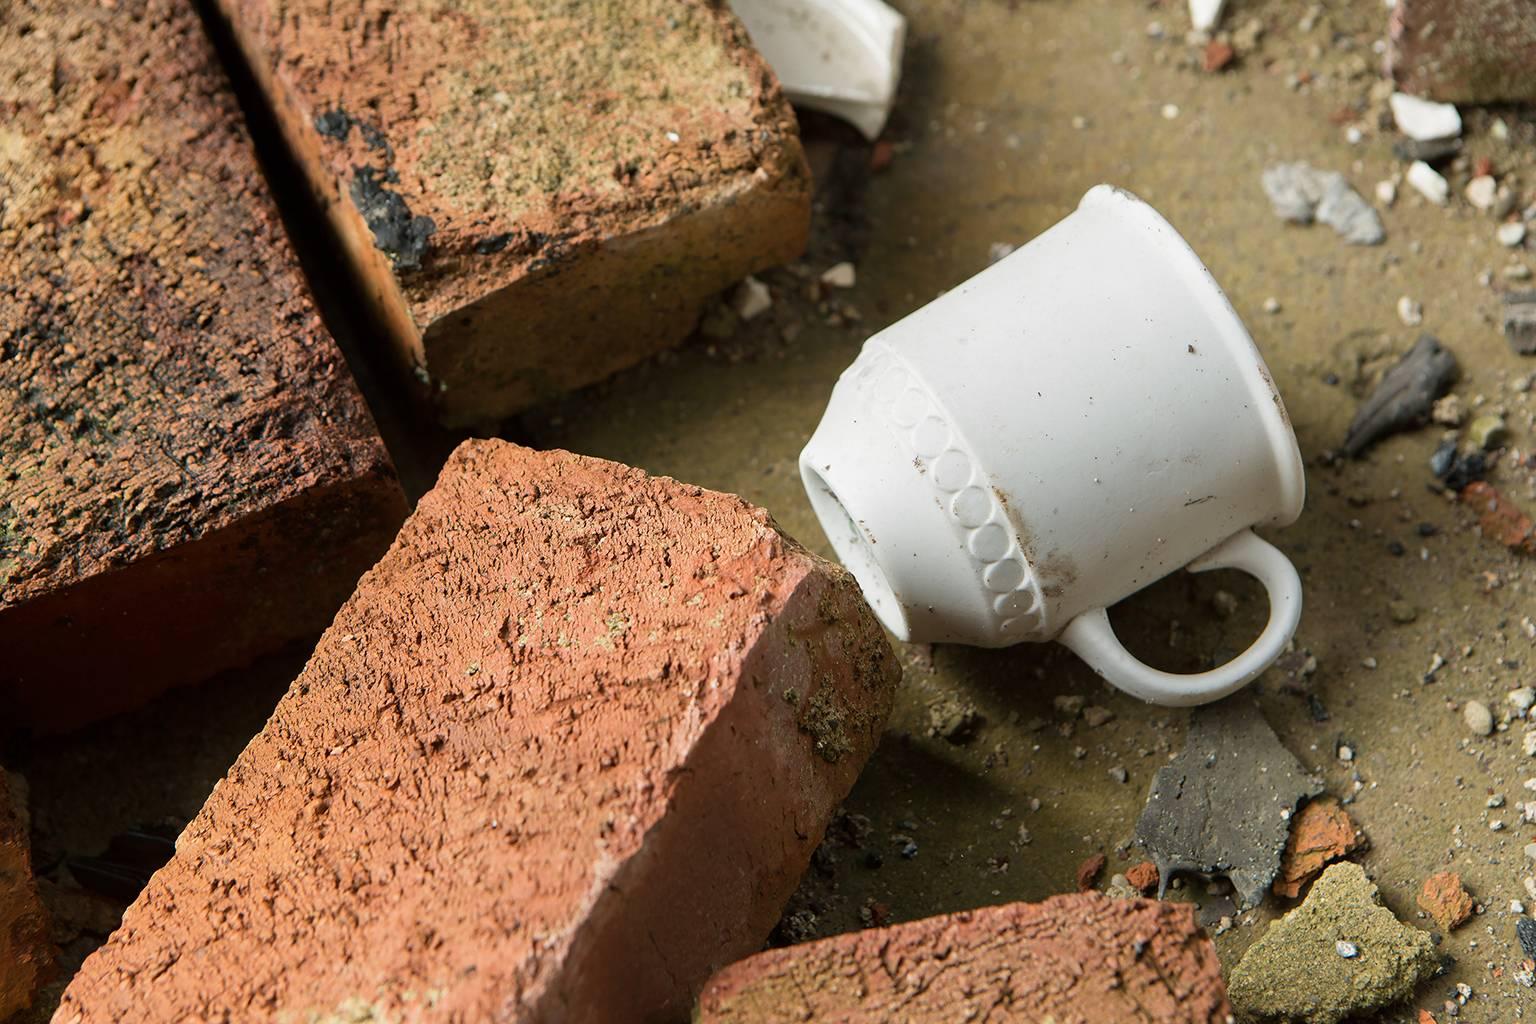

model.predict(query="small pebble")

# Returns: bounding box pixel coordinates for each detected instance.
[1407,160,1450,205]
[1161,103,1180,120]
[730,276,772,321]
[1108,766,1129,784]
[1524,730,1536,757]
[1338,744,1355,762]
[1397,295,1423,326]
[1263,296,1281,314]
[1467,415,1507,451]
[820,262,856,289]
[1465,700,1494,736]
[1519,916,1536,959]
[1509,687,1535,712]
[1389,600,1418,624]
[1336,939,1359,958]
[1375,180,1397,207]
[1466,175,1498,211]
[1499,222,1528,249]
[1512,899,1525,914]
[1390,92,1462,142]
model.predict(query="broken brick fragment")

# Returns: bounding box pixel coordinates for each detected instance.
[1076,851,1108,892]
[1,773,51,1019]
[0,0,407,733]
[1462,481,1536,556]
[206,0,812,425]
[56,440,900,1023]
[1418,871,1474,932]
[1273,797,1364,899]
[1388,0,1536,104]
[1126,860,1161,895]
[696,894,1232,1023]
[1203,39,1235,72]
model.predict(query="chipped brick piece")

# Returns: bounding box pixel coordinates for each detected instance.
[1419,871,1474,932]
[207,0,812,426]
[1,773,51,1019]
[1126,860,1161,895]
[696,894,1233,1024]
[1076,851,1107,892]
[1462,481,1536,556]
[0,0,407,733]
[1273,797,1364,899]
[57,441,899,1023]
[1388,0,1536,104]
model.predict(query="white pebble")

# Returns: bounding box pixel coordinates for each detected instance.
[1336,940,1359,958]
[1161,103,1181,120]
[1514,900,1527,914]
[1188,0,1228,33]
[1466,175,1498,211]
[1498,222,1528,248]
[1510,687,1536,712]
[1390,92,1462,141]
[1375,180,1397,207]
[988,242,1018,264]
[1523,731,1536,757]
[1338,745,1354,762]
[820,262,857,289]
[1407,160,1450,205]
[1465,700,1494,736]
[1263,296,1281,314]
[730,276,772,321]
[1397,295,1423,327]
[1492,820,1507,831]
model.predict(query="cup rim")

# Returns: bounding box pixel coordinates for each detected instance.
[1078,185,1306,526]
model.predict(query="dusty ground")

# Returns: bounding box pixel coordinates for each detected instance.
[13,0,1536,1020]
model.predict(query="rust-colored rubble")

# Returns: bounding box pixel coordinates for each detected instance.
[206,0,813,426]
[0,0,407,732]
[56,440,900,1023]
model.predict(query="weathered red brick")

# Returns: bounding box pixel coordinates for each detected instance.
[696,894,1233,1024]
[1388,0,1536,103]
[206,0,812,426]
[1463,481,1536,556]
[1,773,51,1019]
[0,0,407,732]
[56,440,899,1023]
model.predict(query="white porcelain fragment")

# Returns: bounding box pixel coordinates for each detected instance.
[730,0,905,141]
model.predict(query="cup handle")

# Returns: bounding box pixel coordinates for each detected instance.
[1057,529,1302,706]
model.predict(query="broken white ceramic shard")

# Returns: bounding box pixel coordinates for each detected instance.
[730,0,905,141]
[1389,92,1461,142]
[1407,160,1450,204]
[1189,0,1227,31]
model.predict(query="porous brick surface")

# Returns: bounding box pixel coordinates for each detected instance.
[208,0,812,426]
[56,440,899,1023]
[1,773,50,1020]
[1388,0,1536,103]
[696,894,1232,1024]
[0,0,407,732]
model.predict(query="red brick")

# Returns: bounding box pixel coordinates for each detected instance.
[0,0,407,732]
[696,894,1233,1024]
[56,440,899,1022]
[1388,0,1536,103]
[1,773,51,1019]
[1273,797,1363,899]
[1418,871,1474,932]
[206,0,812,426]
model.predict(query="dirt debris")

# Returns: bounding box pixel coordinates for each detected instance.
[1462,481,1536,555]
[1418,871,1475,932]
[1076,852,1107,892]
[1229,862,1439,1024]
[1126,861,1160,895]
[1273,797,1364,899]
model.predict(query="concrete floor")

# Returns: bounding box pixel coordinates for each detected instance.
[19,0,1536,1019]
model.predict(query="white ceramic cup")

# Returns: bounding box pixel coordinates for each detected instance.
[799,185,1305,706]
